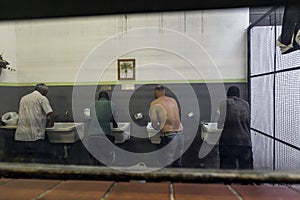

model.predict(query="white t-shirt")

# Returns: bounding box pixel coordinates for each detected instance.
[15,91,53,141]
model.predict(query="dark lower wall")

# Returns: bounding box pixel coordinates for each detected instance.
[0,83,247,125]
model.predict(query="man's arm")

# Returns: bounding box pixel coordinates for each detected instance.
[111,115,118,128]
[150,102,168,130]
[149,102,160,130]
[46,111,58,127]
[217,100,226,129]
[41,97,57,127]
[111,102,118,128]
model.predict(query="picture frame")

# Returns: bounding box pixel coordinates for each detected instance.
[118,58,135,80]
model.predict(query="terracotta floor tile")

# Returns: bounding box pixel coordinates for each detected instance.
[232,185,300,200]
[41,180,114,200]
[0,179,61,200]
[106,182,170,200]
[174,183,238,200]
[0,178,12,185]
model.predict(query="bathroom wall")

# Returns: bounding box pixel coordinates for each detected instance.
[0,21,17,82]
[0,8,248,84]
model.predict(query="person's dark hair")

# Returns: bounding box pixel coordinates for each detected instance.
[98,92,110,100]
[154,84,165,91]
[227,86,240,97]
[35,83,48,95]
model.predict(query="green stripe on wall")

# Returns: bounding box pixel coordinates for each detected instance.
[0,79,247,86]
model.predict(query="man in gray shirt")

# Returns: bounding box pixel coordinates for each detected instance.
[15,83,56,162]
[218,86,253,169]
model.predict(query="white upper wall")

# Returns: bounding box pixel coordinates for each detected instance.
[0,22,17,82]
[0,8,249,83]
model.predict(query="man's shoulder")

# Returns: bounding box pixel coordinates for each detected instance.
[150,99,159,105]
[150,99,164,109]
[165,96,176,101]
[150,102,156,109]
[237,98,249,105]
[28,90,42,97]
[35,92,49,101]
[227,97,248,103]
[95,100,114,109]
[231,98,250,109]
[22,91,35,100]
[97,99,112,105]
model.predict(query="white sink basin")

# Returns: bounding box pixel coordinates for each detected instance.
[111,122,130,132]
[201,123,222,145]
[46,122,84,143]
[146,122,161,144]
[111,122,130,144]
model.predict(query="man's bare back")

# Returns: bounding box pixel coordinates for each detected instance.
[150,93,181,132]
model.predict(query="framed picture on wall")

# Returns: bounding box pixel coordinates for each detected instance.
[118,58,135,80]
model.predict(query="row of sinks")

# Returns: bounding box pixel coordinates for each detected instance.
[45,122,131,159]
[48,122,167,144]
[1,122,163,144]
[49,122,159,144]
[49,122,190,145]
[0,122,132,160]
[47,122,131,144]
[0,122,131,144]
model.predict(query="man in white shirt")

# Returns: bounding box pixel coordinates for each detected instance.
[15,83,56,162]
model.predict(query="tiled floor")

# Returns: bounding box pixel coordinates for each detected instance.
[106,182,170,200]
[37,180,113,200]
[174,183,238,200]
[1,128,218,169]
[231,184,300,200]
[0,178,299,200]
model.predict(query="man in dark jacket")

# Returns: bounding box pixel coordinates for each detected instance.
[218,86,253,169]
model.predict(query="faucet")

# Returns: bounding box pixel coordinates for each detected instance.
[65,110,70,122]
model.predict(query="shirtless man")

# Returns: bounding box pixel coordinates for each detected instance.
[149,85,184,167]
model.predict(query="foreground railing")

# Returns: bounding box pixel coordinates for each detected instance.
[0,162,300,184]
